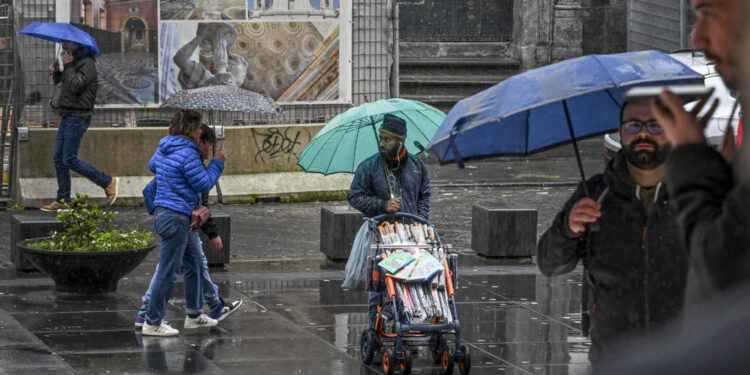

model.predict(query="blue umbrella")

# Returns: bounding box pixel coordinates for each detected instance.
[427,50,703,188]
[20,22,101,56]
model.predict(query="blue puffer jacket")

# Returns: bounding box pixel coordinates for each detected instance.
[149,136,224,217]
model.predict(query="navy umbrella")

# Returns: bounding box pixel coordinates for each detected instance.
[20,22,101,56]
[427,50,703,187]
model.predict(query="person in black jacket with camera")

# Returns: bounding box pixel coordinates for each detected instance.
[537,100,688,372]
[42,39,118,212]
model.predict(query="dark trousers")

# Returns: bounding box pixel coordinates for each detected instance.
[53,115,112,202]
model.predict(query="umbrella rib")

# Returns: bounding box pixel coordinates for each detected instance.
[350,118,363,173]
[402,110,440,142]
[323,117,367,174]
[305,119,353,171]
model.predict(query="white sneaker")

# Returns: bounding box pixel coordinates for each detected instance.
[210,299,243,322]
[142,321,179,336]
[184,313,218,329]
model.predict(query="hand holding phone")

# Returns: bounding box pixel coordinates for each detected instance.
[625,84,714,105]
[650,90,720,147]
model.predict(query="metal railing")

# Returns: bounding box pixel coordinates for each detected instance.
[0,2,17,199]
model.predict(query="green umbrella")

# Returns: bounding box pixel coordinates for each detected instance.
[298,98,446,175]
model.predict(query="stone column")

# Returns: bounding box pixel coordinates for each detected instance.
[512,0,554,70]
[551,0,583,63]
[512,0,583,70]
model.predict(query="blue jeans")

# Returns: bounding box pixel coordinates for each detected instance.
[368,291,380,330]
[141,232,220,314]
[53,116,112,202]
[145,208,203,324]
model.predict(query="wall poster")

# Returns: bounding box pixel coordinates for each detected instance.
[70,0,159,106]
[64,0,348,107]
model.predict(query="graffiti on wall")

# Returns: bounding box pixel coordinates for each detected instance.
[251,127,309,163]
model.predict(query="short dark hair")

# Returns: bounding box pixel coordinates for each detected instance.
[200,123,217,144]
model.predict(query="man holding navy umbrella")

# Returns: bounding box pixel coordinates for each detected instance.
[537,100,688,372]
[41,39,118,211]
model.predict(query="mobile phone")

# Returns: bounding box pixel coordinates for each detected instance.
[624,84,714,104]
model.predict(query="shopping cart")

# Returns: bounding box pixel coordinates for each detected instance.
[360,212,470,375]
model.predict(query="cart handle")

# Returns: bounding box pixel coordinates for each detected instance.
[370,212,433,226]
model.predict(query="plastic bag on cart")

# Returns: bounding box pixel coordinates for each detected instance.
[342,222,375,291]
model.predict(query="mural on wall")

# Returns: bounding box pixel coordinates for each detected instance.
[160,20,340,103]
[160,0,246,21]
[70,0,159,105]
[248,0,340,17]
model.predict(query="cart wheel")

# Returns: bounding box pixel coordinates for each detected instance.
[360,329,376,364]
[382,347,396,375]
[401,348,412,375]
[458,344,471,374]
[430,334,447,364]
[441,345,455,374]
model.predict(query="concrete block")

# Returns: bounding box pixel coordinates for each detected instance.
[10,213,64,271]
[471,205,537,257]
[199,212,231,266]
[218,172,352,204]
[320,206,364,260]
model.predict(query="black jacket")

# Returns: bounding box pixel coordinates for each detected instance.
[537,153,687,367]
[52,47,97,117]
[200,190,219,240]
[665,143,750,311]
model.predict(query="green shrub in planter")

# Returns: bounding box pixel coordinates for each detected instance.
[28,194,153,252]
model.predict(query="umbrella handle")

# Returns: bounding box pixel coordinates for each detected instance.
[449,123,465,169]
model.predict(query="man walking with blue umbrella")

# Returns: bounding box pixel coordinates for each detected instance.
[40,39,118,211]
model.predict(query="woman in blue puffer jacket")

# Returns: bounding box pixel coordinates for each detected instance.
[141,110,227,336]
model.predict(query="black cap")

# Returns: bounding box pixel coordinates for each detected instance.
[379,114,407,138]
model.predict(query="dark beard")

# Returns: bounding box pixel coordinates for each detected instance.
[624,139,671,170]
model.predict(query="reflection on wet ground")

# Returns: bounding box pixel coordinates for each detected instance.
[0,260,589,374]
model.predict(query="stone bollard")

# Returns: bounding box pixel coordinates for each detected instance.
[471,204,537,257]
[10,213,65,271]
[199,212,231,266]
[320,206,364,261]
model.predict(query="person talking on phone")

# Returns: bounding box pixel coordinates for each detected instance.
[41,39,119,212]
[649,0,750,312]
[537,100,688,372]
[347,114,431,331]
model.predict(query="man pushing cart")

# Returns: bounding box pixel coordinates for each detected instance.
[341,115,470,374]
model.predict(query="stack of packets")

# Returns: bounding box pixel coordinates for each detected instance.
[377,221,436,246]
[378,247,453,323]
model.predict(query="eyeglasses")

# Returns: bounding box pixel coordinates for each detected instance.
[620,120,663,135]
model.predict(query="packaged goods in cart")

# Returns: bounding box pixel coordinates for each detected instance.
[407,252,444,282]
[378,251,415,274]
[391,259,417,280]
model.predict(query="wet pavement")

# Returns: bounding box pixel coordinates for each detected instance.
[0,139,606,374]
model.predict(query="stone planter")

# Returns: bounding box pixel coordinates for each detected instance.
[17,238,156,294]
